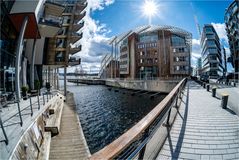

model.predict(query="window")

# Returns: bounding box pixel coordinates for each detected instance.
[207,40,216,46]
[205,27,213,33]
[55,51,64,62]
[154,51,157,55]
[139,32,158,42]
[155,58,158,63]
[171,35,186,46]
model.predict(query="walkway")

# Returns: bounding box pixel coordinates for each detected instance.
[0,93,56,159]
[49,93,90,160]
[157,80,239,160]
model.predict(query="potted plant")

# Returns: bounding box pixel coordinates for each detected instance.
[21,86,28,100]
[34,80,41,94]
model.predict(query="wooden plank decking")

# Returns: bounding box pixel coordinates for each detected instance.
[49,93,90,160]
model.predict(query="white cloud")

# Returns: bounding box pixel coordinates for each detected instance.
[191,38,201,67]
[211,23,228,42]
[68,0,115,73]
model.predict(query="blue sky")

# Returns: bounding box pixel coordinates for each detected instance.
[72,0,234,73]
[91,0,231,39]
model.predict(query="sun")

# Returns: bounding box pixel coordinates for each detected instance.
[141,0,159,25]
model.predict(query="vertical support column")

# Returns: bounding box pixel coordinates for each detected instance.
[64,65,67,97]
[54,68,56,89]
[114,42,117,78]
[111,43,113,79]
[48,66,51,84]
[15,16,29,100]
[30,39,37,90]
[57,68,59,90]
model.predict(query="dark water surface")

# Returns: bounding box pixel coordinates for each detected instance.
[67,84,166,154]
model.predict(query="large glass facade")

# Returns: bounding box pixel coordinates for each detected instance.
[1,1,17,93]
[171,34,186,46]
[139,32,158,43]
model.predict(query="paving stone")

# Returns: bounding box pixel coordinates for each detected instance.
[201,155,210,160]
[222,153,236,159]
[156,81,239,159]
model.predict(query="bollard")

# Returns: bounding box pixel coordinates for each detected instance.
[206,84,210,91]
[203,83,206,88]
[221,94,229,109]
[212,87,216,97]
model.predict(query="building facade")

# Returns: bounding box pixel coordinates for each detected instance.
[225,0,239,79]
[0,0,18,93]
[200,24,224,79]
[0,0,86,99]
[99,54,119,79]
[117,25,192,79]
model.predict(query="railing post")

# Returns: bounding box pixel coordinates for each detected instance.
[37,94,40,110]
[138,129,149,159]
[166,108,172,126]
[43,94,45,105]
[174,95,178,108]
[0,116,8,145]
[29,96,33,116]
[17,100,23,126]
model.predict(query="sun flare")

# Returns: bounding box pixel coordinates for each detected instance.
[141,0,159,25]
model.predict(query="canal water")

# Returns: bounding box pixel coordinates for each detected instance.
[67,83,166,154]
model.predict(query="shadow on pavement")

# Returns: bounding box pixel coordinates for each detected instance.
[167,82,190,159]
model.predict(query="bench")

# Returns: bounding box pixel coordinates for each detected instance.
[38,132,51,160]
[45,96,64,136]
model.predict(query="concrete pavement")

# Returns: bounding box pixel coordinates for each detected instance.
[157,80,239,160]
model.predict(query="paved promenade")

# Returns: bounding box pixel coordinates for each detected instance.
[49,92,90,160]
[0,93,56,159]
[157,80,239,160]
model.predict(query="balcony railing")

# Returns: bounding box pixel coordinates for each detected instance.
[76,1,88,11]
[39,15,62,28]
[74,11,86,21]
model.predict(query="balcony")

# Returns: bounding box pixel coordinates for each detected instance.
[71,32,83,44]
[55,48,66,52]
[38,1,64,37]
[69,45,82,55]
[38,15,62,37]
[74,11,86,21]
[72,22,84,32]
[76,1,88,12]
[68,57,81,66]
[44,1,64,17]
[9,0,42,38]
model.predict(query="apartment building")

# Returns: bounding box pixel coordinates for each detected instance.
[117,25,192,79]
[225,0,239,79]
[200,24,224,79]
[0,0,86,99]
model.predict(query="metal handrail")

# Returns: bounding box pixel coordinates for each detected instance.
[0,91,56,145]
[90,78,187,159]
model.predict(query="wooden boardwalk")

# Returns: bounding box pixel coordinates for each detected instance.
[49,93,90,160]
